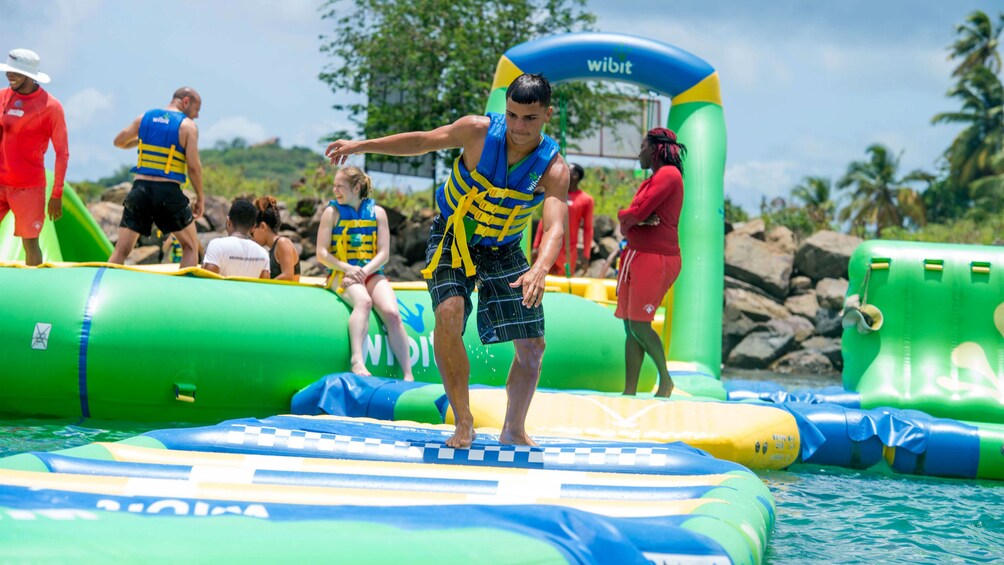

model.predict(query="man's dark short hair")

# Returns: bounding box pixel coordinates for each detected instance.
[506,73,552,107]
[229,199,258,231]
[570,163,584,180]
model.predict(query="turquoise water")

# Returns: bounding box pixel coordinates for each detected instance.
[2,371,1003,564]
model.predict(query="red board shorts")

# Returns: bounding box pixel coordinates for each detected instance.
[0,185,46,238]
[614,248,682,322]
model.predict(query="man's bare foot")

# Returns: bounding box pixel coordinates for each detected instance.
[499,428,538,446]
[351,361,371,376]
[402,374,414,382]
[655,382,674,398]
[445,423,475,449]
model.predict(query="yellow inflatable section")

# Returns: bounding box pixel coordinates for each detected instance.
[448,390,800,470]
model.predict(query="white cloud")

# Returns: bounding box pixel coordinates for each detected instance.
[200,116,269,147]
[63,88,113,129]
[725,160,800,211]
[1,0,104,74]
[61,142,124,174]
[290,116,356,149]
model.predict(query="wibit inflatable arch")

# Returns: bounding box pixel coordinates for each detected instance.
[485,33,727,376]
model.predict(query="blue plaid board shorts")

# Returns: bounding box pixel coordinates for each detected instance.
[425,216,545,344]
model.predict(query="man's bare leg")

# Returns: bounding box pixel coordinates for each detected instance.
[108,227,141,264]
[172,222,200,268]
[434,296,474,448]
[499,336,545,446]
[23,238,42,266]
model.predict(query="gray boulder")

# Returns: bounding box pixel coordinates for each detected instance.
[727,329,797,368]
[794,230,862,280]
[762,316,815,342]
[732,218,765,240]
[724,233,793,299]
[596,236,620,260]
[814,308,843,338]
[815,278,849,310]
[299,258,327,277]
[801,336,843,370]
[723,304,757,359]
[789,275,813,296]
[770,350,835,374]
[765,225,797,255]
[126,245,160,265]
[100,181,132,204]
[725,276,781,304]
[724,288,791,322]
[785,291,820,321]
[86,201,125,243]
[300,238,316,260]
[593,214,617,240]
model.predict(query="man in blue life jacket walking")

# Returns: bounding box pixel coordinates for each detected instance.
[109,87,205,267]
[326,74,570,449]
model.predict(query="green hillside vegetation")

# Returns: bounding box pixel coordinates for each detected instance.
[72,138,329,204]
[200,138,327,195]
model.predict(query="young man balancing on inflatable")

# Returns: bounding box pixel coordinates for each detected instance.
[326,73,570,449]
[109,87,204,267]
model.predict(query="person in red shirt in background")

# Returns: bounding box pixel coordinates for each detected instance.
[0,49,68,266]
[615,128,686,398]
[532,163,593,276]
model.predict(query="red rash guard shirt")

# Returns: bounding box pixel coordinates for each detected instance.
[618,165,683,256]
[0,87,69,197]
[533,187,595,274]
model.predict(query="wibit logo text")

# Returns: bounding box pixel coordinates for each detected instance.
[586,57,633,75]
[366,331,436,368]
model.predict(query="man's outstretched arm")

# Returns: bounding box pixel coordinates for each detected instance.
[325,115,487,164]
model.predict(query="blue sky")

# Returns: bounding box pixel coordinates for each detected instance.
[2,0,1000,212]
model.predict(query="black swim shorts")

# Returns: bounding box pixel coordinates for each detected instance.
[425,216,545,344]
[119,179,194,236]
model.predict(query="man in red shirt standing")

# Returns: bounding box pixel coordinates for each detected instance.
[0,49,69,266]
[615,128,686,398]
[532,163,593,276]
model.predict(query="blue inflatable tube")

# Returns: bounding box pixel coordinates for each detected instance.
[788,404,982,478]
[726,380,861,407]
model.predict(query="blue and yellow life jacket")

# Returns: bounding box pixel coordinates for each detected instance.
[131,109,189,184]
[425,112,559,279]
[330,198,378,267]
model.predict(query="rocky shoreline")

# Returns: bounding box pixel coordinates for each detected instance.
[88,186,859,376]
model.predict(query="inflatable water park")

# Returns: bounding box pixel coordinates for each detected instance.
[2,32,1003,563]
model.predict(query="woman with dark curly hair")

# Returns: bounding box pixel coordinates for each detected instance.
[251,196,301,282]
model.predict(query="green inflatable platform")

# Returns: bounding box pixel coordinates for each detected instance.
[0,264,658,422]
[843,240,1004,423]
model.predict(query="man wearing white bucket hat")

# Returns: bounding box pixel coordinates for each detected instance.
[0,48,69,266]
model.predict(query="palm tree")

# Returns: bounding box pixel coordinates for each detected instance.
[790,176,835,228]
[968,152,1004,218]
[932,67,1004,194]
[948,11,1004,77]
[836,144,928,236]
